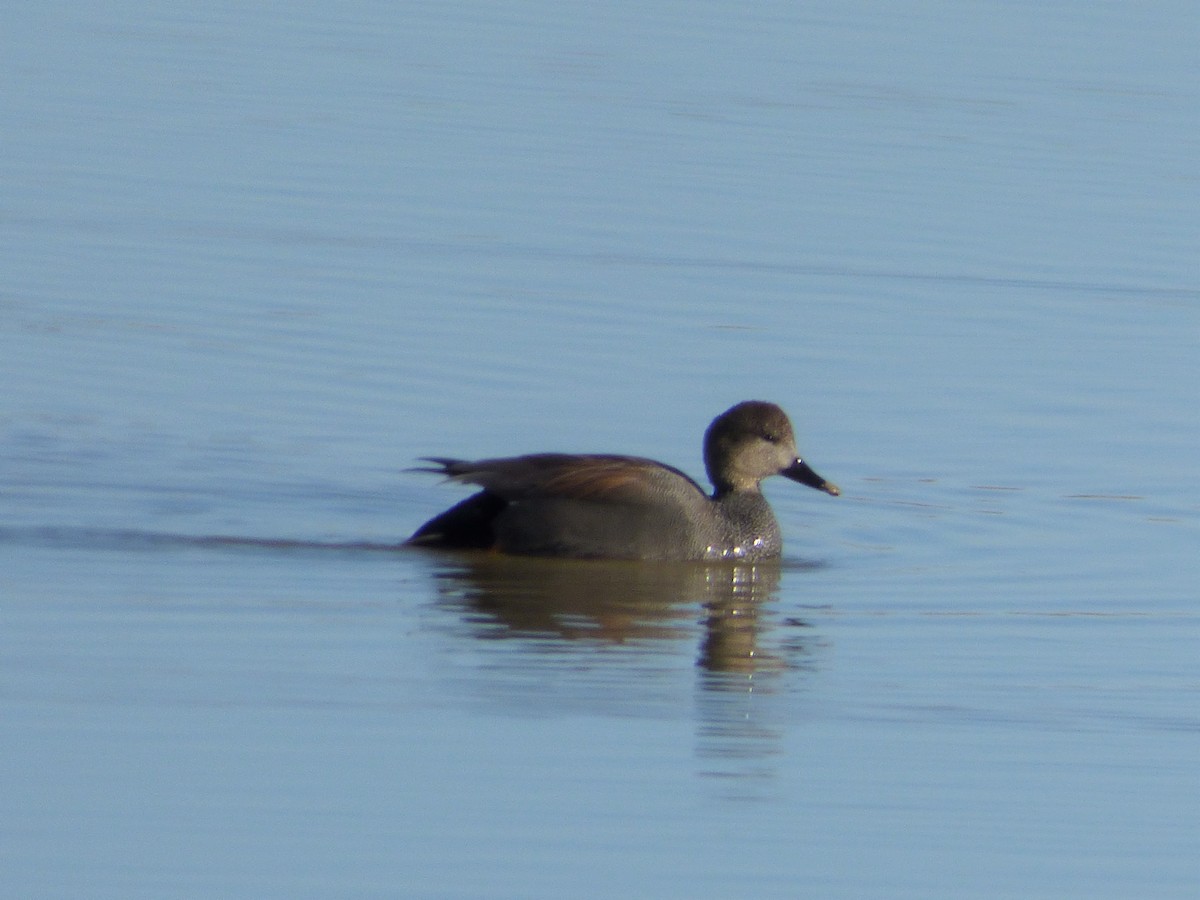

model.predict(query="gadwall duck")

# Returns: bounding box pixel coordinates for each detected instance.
[408,400,839,561]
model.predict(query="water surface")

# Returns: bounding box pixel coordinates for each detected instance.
[3,1,1197,897]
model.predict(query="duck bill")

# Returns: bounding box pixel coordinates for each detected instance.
[782,458,841,496]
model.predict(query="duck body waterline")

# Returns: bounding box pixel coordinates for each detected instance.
[408,401,839,561]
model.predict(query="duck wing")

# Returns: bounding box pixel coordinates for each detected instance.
[415,453,710,506]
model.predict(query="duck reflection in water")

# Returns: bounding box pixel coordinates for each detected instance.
[423,553,811,676]
[419,553,823,794]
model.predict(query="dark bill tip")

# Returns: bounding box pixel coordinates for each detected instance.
[782,458,840,496]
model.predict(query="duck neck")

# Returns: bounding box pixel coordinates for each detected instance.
[710,479,761,500]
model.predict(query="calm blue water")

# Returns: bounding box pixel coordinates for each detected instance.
[3,1,1197,897]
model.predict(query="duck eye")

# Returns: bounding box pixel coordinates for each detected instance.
[763,432,780,444]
